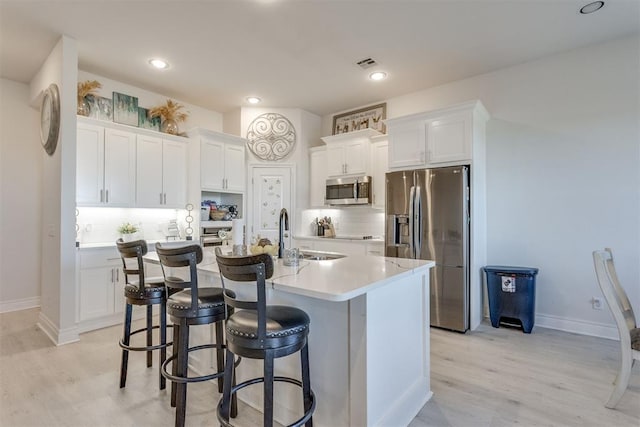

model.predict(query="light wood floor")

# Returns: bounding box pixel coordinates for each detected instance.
[1,308,638,427]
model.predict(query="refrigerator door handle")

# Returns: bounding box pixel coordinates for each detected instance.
[409,185,416,258]
[414,185,422,259]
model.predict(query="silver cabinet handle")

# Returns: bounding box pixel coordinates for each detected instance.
[116,269,119,282]
[100,189,104,203]
[110,268,114,282]
[163,193,167,204]
[160,193,163,204]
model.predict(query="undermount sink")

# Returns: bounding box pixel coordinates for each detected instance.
[299,250,346,261]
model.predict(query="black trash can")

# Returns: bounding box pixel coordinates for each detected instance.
[483,266,539,333]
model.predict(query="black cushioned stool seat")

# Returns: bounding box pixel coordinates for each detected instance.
[155,243,237,427]
[116,238,172,390]
[215,248,315,427]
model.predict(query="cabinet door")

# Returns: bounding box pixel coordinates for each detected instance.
[427,113,471,164]
[371,141,388,209]
[309,148,327,207]
[224,144,246,192]
[387,120,427,169]
[200,139,225,190]
[104,128,136,207]
[344,141,367,175]
[162,140,187,207]
[76,124,104,206]
[136,135,164,207]
[326,145,345,177]
[79,266,115,321]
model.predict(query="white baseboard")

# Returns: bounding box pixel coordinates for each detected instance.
[0,296,40,313]
[534,313,619,340]
[37,311,80,346]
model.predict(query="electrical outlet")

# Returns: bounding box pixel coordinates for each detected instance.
[592,297,603,310]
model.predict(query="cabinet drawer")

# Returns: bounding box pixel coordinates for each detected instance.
[79,247,121,269]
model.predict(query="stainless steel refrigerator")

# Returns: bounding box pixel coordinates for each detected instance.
[385,166,470,332]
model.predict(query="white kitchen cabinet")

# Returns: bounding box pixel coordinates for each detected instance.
[370,136,388,209]
[427,111,472,164]
[196,129,246,193]
[136,134,188,208]
[321,128,381,178]
[77,247,124,331]
[386,101,489,170]
[76,123,136,207]
[309,146,327,207]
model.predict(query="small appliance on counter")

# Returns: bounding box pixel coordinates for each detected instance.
[166,220,180,241]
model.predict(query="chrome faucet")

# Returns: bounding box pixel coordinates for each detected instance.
[278,208,289,258]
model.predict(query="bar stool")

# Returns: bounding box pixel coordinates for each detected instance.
[215,247,315,427]
[155,242,237,427]
[116,238,171,390]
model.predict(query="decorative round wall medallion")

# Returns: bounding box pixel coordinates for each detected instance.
[246,113,296,161]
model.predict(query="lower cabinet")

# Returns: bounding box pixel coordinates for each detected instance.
[77,247,145,333]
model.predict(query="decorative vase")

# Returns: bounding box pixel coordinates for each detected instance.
[77,96,90,116]
[121,233,136,242]
[161,118,179,135]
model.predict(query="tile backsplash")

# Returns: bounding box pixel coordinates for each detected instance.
[77,207,189,244]
[299,207,384,238]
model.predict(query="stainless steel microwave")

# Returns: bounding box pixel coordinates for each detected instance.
[325,176,372,206]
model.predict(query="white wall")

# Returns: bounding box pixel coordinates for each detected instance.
[29,35,79,344]
[78,70,223,132]
[321,36,640,338]
[240,108,321,243]
[0,79,42,312]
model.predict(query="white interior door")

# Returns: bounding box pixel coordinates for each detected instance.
[250,166,292,249]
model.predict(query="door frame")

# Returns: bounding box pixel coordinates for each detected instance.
[247,163,297,246]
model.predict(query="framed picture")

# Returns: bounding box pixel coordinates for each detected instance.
[138,107,160,131]
[86,95,113,122]
[112,92,139,126]
[332,102,386,135]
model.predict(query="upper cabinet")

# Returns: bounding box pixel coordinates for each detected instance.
[76,117,188,209]
[386,101,489,170]
[321,128,382,177]
[370,135,388,209]
[309,146,327,207]
[77,121,136,207]
[192,129,246,193]
[136,134,187,208]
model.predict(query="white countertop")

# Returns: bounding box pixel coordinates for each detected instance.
[78,239,194,249]
[144,248,433,302]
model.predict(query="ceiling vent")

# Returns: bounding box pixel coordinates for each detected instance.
[356,58,378,69]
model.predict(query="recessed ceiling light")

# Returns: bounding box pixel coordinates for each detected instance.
[148,58,169,69]
[246,97,261,104]
[580,1,604,14]
[369,71,387,81]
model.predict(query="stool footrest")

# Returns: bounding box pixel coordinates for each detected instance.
[119,324,173,352]
[161,343,240,384]
[217,376,316,427]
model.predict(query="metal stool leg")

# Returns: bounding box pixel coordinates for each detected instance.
[120,303,133,388]
[301,343,313,427]
[264,351,275,427]
[146,304,153,367]
[175,322,189,427]
[171,323,179,407]
[215,321,225,393]
[159,301,167,390]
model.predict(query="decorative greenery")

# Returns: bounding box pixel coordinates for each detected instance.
[117,222,139,234]
[77,80,102,99]
[149,99,189,123]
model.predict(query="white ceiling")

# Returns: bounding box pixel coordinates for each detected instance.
[1,0,638,116]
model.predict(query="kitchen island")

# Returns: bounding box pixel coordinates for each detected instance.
[145,248,434,427]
